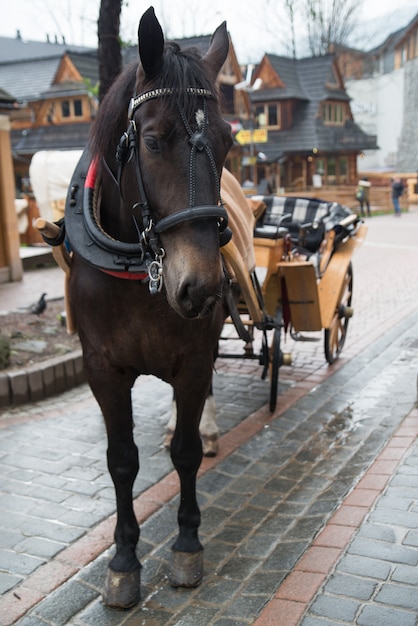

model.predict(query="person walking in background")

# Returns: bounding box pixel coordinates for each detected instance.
[391,177,404,216]
[356,178,371,217]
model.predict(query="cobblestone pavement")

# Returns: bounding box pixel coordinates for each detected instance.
[1,208,418,625]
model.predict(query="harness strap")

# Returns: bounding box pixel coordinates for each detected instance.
[154,206,229,234]
[128,87,213,119]
[100,268,148,280]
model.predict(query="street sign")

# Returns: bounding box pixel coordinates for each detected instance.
[235,128,268,145]
[252,128,268,143]
[235,129,252,145]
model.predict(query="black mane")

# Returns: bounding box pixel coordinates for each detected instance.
[90,42,218,162]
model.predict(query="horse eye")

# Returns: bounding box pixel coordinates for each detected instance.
[144,136,160,154]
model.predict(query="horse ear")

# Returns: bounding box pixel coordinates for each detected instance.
[202,22,229,79]
[138,6,165,77]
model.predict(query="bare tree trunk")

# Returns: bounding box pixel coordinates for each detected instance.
[98,0,122,103]
[285,0,297,59]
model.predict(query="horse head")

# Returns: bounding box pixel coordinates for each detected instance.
[93,7,232,319]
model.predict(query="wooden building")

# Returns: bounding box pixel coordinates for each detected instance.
[236,53,377,191]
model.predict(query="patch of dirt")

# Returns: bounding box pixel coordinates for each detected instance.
[0,298,81,373]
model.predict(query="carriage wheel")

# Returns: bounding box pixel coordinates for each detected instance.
[324,262,353,364]
[269,325,282,412]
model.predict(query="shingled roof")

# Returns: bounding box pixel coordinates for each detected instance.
[0,35,97,101]
[11,122,91,155]
[0,85,15,103]
[0,57,62,101]
[249,53,376,161]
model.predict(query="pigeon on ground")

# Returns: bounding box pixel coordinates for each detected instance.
[30,293,47,315]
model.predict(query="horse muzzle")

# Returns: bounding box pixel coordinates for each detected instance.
[172,275,221,319]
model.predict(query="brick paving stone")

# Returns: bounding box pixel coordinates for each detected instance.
[347,537,418,566]
[401,530,418,547]
[357,604,417,626]
[0,529,24,551]
[28,580,99,625]
[276,571,326,603]
[357,521,399,544]
[262,541,309,572]
[0,573,23,596]
[0,551,45,577]
[313,524,354,549]
[323,572,377,600]
[368,507,418,528]
[242,571,283,597]
[391,565,418,587]
[337,554,392,581]
[308,594,360,621]
[14,537,66,560]
[254,598,306,626]
[376,493,414,511]
[374,582,418,612]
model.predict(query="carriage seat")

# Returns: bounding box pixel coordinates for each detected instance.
[253,196,356,254]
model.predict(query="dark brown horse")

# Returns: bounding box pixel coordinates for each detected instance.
[66,7,232,609]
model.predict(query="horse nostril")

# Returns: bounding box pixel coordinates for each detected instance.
[177,279,216,318]
[179,279,198,308]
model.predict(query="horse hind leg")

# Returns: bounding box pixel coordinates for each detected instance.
[199,394,219,456]
[164,388,219,456]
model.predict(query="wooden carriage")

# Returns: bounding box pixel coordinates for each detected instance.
[221,195,368,411]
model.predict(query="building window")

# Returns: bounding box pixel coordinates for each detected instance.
[327,157,336,183]
[74,99,83,116]
[255,103,281,129]
[60,98,83,120]
[314,156,348,185]
[61,100,70,118]
[322,102,345,125]
[339,157,348,183]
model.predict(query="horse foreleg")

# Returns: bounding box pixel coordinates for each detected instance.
[104,431,141,608]
[164,385,219,456]
[169,390,206,588]
[88,374,141,608]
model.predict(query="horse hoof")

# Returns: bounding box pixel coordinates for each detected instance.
[102,567,141,609]
[169,549,204,587]
[202,434,218,457]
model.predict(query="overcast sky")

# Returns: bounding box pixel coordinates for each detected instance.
[1,0,417,62]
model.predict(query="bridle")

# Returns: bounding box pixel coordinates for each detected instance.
[109,86,231,293]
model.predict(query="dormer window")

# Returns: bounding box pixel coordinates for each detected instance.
[322,101,346,125]
[255,103,281,129]
[60,98,83,120]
